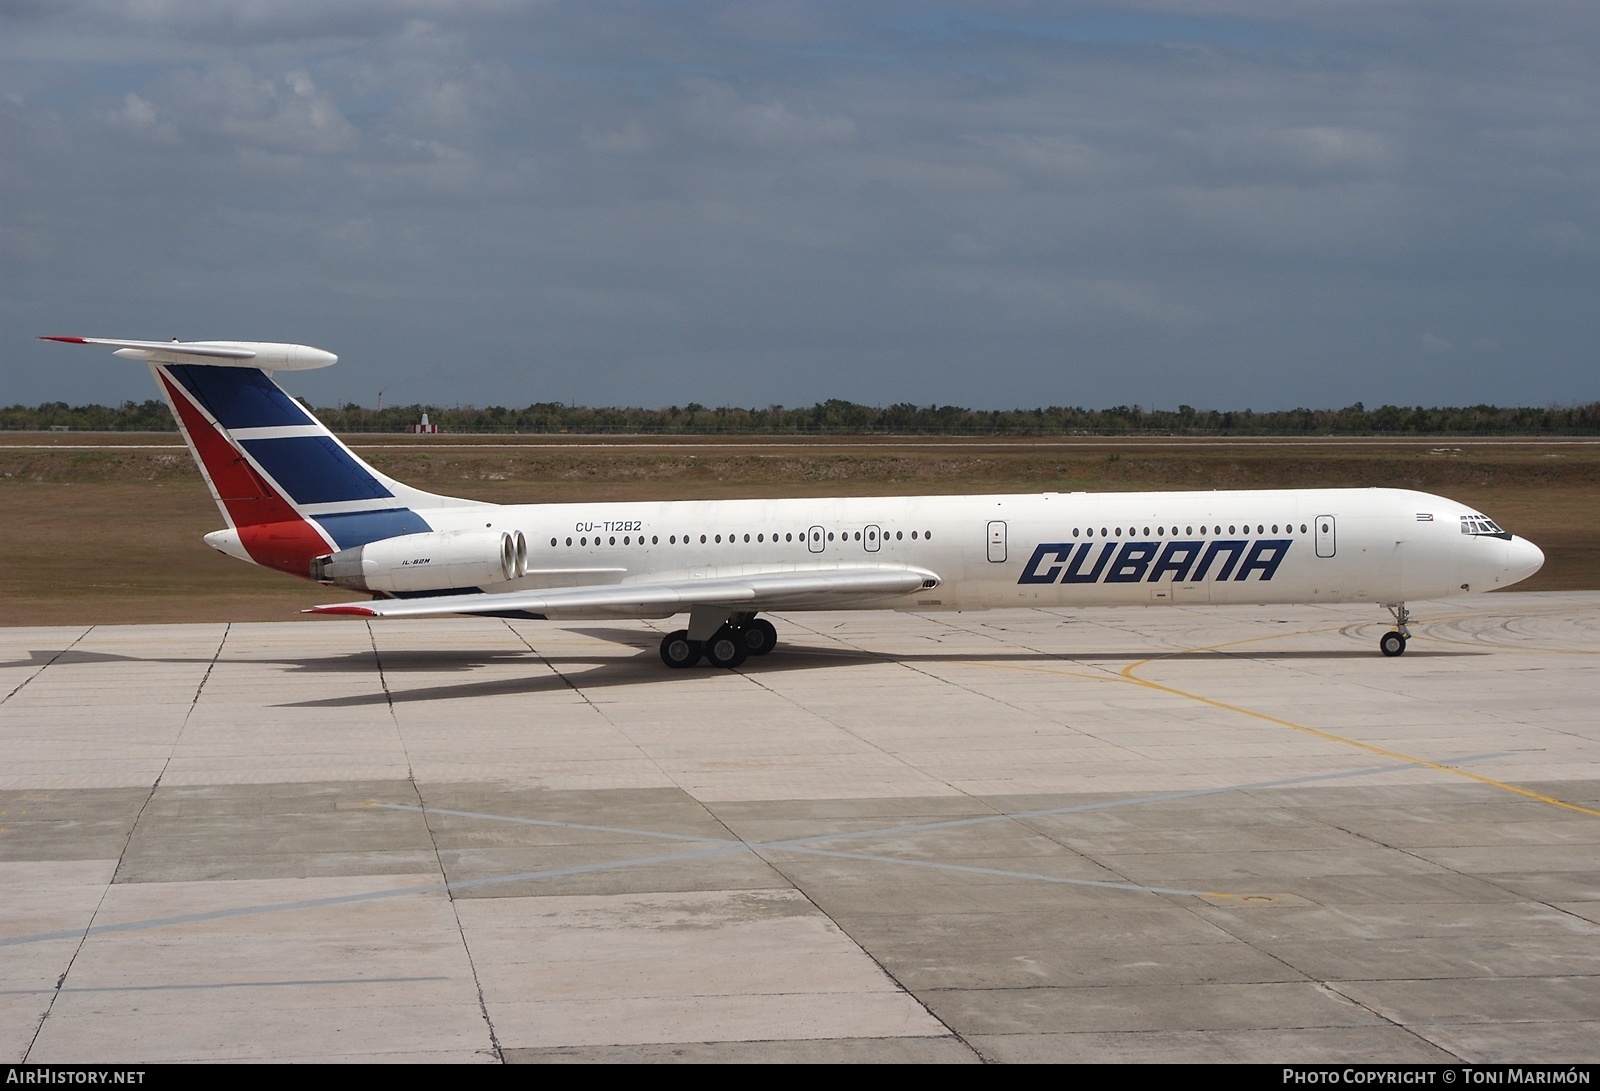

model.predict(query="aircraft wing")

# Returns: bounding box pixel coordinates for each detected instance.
[307,564,942,619]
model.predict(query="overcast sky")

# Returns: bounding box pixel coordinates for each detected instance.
[4,2,1598,412]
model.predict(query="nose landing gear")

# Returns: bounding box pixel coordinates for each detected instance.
[1380,603,1412,657]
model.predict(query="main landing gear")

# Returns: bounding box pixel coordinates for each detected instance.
[1380,602,1412,657]
[659,615,779,670]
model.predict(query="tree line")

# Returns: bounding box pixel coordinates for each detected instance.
[6,398,1600,436]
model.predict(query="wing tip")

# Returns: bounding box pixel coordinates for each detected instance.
[305,605,378,617]
[40,335,87,344]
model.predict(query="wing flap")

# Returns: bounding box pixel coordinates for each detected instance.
[308,565,940,619]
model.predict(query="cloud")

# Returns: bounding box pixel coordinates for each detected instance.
[1530,219,1593,252]
[682,78,858,151]
[104,91,176,142]
[78,59,359,160]
[5,2,1600,412]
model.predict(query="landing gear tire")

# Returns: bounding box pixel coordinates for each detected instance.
[740,618,778,656]
[660,630,702,669]
[705,627,750,669]
[1380,603,1413,657]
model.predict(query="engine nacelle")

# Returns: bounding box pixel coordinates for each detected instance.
[313,529,526,593]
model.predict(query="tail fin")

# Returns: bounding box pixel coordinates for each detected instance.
[42,337,478,580]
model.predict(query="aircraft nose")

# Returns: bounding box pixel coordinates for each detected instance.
[1506,536,1545,585]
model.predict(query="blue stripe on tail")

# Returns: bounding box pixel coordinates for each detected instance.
[239,436,392,505]
[167,364,314,429]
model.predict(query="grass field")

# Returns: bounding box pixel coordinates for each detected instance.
[3,433,1595,626]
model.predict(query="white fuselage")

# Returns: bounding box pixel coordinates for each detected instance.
[408,487,1541,618]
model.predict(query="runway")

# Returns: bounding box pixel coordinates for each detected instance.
[3,593,1598,1062]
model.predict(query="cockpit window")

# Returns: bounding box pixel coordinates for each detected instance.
[1461,515,1511,539]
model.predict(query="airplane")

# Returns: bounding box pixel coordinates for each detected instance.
[43,335,1546,667]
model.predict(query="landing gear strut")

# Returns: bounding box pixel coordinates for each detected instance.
[1380,603,1412,657]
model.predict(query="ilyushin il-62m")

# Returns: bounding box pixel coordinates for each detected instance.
[45,336,1545,668]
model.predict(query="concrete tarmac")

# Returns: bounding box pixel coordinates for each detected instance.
[2,592,1598,1063]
